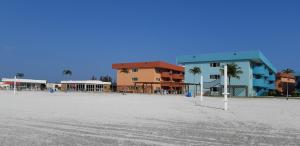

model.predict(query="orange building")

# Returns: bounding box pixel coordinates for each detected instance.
[275,72,296,95]
[112,61,185,94]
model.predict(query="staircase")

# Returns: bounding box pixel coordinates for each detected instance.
[203,79,221,89]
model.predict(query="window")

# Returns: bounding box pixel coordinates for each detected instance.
[132,68,139,72]
[210,75,220,79]
[210,62,220,67]
[210,87,218,92]
[132,77,138,81]
[156,78,160,81]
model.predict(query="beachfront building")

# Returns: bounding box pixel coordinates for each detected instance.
[46,83,61,91]
[275,72,296,95]
[0,81,10,90]
[177,51,277,97]
[60,80,111,92]
[112,61,185,94]
[1,78,47,90]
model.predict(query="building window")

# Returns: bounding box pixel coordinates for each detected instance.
[210,87,218,92]
[132,68,139,72]
[210,62,220,67]
[132,77,138,81]
[156,78,160,81]
[210,75,220,79]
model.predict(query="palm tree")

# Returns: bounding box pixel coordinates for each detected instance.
[62,69,72,91]
[189,67,201,97]
[220,63,243,96]
[282,68,294,74]
[91,75,97,80]
[62,69,72,76]
[15,73,24,78]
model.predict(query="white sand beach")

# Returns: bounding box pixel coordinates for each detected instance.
[0,90,299,145]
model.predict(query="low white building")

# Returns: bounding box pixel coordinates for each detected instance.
[1,78,47,90]
[61,80,111,92]
[46,83,61,90]
[0,81,10,90]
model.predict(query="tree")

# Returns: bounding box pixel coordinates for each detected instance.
[220,63,243,96]
[91,75,97,80]
[282,68,294,74]
[189,67,201,97]
[62,69,72,76]
[99,75,112,82]
[15,73,24,78]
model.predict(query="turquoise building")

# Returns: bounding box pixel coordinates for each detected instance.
[177,51,277,97]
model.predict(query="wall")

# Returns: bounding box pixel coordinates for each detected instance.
[184,60,251,96]
[116,68,161,90]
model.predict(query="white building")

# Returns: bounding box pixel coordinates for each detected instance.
[46,83,61,90]
[1,78,47,90]
[0,81,10,90]
[61,80,111,92]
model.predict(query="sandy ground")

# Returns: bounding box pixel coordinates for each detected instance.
[0,90,300,145]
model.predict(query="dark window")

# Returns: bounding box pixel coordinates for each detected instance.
[132,68,139,72]
[210,62,220,67]
[210,87,218,92]
[210,75,220,79]
[132,77,138,81]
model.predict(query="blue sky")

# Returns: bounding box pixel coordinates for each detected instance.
[0,0,299,82]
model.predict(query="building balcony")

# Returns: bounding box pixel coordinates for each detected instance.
[161,72,172,78]
[268,83,276,90]
[253,66,267,76]
[172,74,184,80]
[268,75,275,81]
[253,78,268,88]
[160,81,183,87]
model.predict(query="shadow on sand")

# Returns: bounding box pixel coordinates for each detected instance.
[194,102,225,111]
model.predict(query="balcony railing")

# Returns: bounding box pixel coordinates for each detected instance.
[253,78,268,88]
[268,75,275,81]
[172,74,184,80]
[268,83,276,90]
[161,72,172,78]
[161,72,184,80]
[253,66,266,75]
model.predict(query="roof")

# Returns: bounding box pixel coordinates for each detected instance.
[176,50,277,72]
[61,80,111,85]
[2,78,47,84]
[276,72,296,79]
[112,61,184,72]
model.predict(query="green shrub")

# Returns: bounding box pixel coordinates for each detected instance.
[268,90,278,96]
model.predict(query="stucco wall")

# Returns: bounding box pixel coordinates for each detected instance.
[116,68,161,89]
[184,61,251,96]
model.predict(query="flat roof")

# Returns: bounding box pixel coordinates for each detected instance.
[2,78,47,84]
[112,61,184,72]
[61,80,111,85]
[176,50,277,72]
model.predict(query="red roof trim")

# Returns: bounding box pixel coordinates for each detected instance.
[112,61,184,72]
